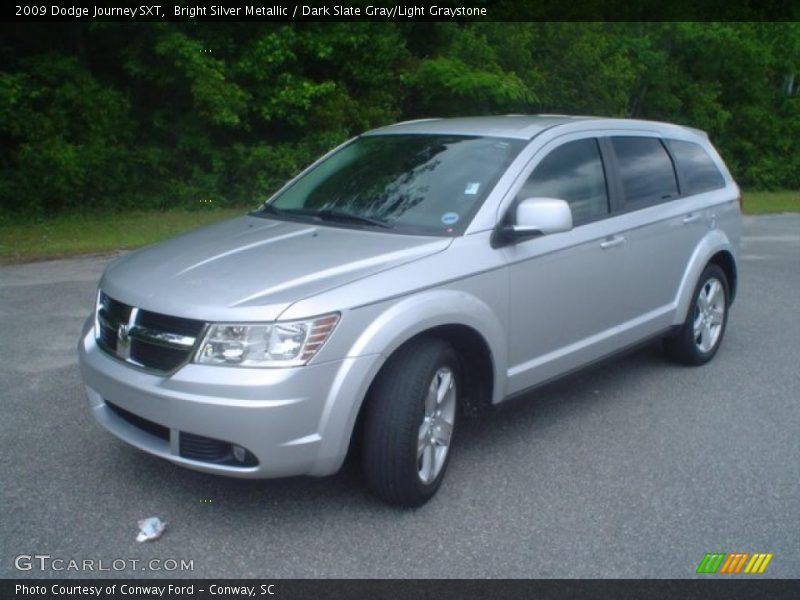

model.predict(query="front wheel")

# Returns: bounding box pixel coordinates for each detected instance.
[664,263,730,365]
[361,337,461,507]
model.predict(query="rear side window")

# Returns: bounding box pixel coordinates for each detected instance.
[667,139,726,195]
[611,137,679,208]
[519,138,609,225]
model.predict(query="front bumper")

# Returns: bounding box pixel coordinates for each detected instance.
[78,323,382,478]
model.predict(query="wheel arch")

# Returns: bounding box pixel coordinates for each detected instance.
[309,290,506,476]
[708,249,738,304]
[376,323,495,413]
[347,289,507,404]
[673,230,738,326]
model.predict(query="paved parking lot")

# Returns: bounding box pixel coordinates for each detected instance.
[1,214,798,578]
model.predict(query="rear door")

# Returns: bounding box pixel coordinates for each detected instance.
[603,135,711,332]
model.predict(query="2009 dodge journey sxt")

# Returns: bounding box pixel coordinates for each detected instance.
[78,115,740,506]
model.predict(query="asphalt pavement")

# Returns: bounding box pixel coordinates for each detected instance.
[1,214,798,578]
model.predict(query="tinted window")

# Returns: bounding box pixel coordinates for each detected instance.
[667,139,726,195]
[611,137,679,208]
[264,134,525,236]
[519,139,609,225]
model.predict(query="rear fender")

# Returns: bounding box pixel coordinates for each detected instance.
[673,229,736,326]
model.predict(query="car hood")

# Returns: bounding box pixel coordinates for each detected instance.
[100,216,451,322]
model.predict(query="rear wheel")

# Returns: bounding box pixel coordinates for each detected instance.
[361,337,460,507]
[665,264,729,365]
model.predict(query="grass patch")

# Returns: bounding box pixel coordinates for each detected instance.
[1,191,798,263]
[743,190,800,214]
[0,207,246,264]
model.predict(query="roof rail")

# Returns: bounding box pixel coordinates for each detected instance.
[391,118,441,126]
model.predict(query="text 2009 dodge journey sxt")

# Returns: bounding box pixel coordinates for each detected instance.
[78,116,740,506]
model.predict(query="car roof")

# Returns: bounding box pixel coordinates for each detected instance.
[364,115,707,141]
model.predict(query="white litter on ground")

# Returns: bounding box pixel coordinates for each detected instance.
[136,517,166,542]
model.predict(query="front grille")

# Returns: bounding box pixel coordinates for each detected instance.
[98,320,119,351]
[96,291,205,373]
[137,310,206,337]
[97,295,131,353]
[129,342,188,372]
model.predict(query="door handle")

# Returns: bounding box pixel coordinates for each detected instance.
[683,213,702,225]
[600,236,626,250]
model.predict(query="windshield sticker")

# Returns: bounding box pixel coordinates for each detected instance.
[464,182,480,195]
[441,212,460,225]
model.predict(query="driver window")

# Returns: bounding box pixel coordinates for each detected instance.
[519,139,609,226]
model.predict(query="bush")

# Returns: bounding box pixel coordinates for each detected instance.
[0,55,135,215]
[1,22,798,219]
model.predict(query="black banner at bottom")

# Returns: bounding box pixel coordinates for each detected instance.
[3,579,800,600]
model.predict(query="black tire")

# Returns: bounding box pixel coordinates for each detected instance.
[361,337,461,507]
[664,263,730,366]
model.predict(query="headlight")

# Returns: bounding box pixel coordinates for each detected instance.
[195,313,339,367]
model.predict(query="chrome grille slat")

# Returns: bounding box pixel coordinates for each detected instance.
[128,325,196,349]
[96,292,205,373]
[97,311,121,332]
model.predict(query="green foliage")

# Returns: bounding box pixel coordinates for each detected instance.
[407,57,532,115]
[1,22,798,218]
[0,54,134,214]
[154,30,250,127]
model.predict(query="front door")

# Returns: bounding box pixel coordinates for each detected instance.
[503,136,629,395]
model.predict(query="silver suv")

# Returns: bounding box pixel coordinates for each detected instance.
[78,116,740,506]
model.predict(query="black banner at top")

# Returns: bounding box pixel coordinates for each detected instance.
[5,0,800,22]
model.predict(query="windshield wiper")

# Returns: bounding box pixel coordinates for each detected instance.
[250,203,284,216]
[315,208,393,229]
[251,204,317,219]
[252,204,393,229]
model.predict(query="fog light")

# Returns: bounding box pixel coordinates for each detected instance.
[232,445,247,463]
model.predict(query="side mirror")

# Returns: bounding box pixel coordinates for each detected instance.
[493,197,573,246]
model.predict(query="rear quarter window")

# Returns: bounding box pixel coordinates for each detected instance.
[667,139,726,195]
[610,136,679,209]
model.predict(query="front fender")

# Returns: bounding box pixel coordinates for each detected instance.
[348,289,507,402]
[673,228,737,326]
[309,289,508,476]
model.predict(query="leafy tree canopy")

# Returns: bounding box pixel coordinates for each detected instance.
[1,22,798,217]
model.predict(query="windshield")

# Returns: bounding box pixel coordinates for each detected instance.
[258,134,526,236]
